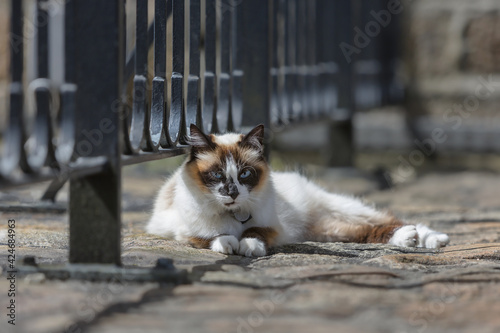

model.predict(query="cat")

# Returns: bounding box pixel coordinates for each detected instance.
[146,124,450,257]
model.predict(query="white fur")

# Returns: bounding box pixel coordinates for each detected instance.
[211,235,239,254]
[238,238,266,257]
[389,225,418,247]
[225,155,238,181]
[225,155,250,205]
[212,133,242,146]
[270,172,388,244]
[388,224,450,249]
[416,224,450,248]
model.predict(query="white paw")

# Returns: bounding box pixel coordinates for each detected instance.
[424,233,450,249]
[389,225,418,247]
[417,224,449,249]
[210,235,239,254]
[238,238,267,257]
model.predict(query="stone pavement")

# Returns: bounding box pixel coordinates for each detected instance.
[0,169,499,333]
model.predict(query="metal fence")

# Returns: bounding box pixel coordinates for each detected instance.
[0,0,401,267]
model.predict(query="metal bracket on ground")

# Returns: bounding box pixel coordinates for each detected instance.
[17,256,189,284]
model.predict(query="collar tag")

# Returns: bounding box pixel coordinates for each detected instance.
[231,210,252,224]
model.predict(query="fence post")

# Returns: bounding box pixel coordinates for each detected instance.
[68,0,124,265]
[325,0,354,167]
[241,0,271,156]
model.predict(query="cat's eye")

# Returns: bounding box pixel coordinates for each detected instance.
[239,170,252,179]
[211,171,224,179]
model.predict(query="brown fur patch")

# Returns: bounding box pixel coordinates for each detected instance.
[306,214,405,244]
[188,236,215,249]
[188,234,234,249]
[353,222,404,244]
[185,162,211,193]
[247,163,269,192]
[241,227,278,248]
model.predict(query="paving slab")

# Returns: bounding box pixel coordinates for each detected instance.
[0,170,499,333]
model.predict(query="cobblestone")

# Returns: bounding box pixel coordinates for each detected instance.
[0,170,499,333]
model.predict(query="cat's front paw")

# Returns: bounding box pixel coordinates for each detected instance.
[210,235,239,254]
[238,238,267,257]
[389,225,418,247]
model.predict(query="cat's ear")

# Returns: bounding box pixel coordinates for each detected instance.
[188,124,216,156]
[240,124,265,153]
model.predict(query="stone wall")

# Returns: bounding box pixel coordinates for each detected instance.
[403,0,500,121]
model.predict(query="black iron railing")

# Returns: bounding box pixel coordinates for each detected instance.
[0,0,402,267]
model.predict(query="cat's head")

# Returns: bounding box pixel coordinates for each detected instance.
[186,124,269,211]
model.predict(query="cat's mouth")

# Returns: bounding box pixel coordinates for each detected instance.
[224,201,236,207]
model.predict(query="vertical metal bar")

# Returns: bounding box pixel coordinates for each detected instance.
[152,0,169,149]
[186,0,201,134]
[69,0,124,265]
[325,0,339,115]
[129,0,150,151]
[315,0,324,116]
[277,0,287,125]
[241,0,270,157]
[135,2,149,75]
[10,0,23,84]
[295,0,306,120]
[349,0,360,109]
[202,0,216,133]
[26,0,55,171]
[380,0,403,105]
[42,0,76,200]
[285,0,297,121]
[55,0,77,164]
[335,0,353,117]
[352,0,381,110]
[269,0,280,126]
[216,0,231,132]
[0,0,27,176]
[37,0,49,79]
[306,0,318,117]
[169,0,185,143]
[230,0,243,131]
[325,0,353,167]
[377,0,390,106]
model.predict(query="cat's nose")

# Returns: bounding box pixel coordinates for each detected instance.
[227,183,239,199]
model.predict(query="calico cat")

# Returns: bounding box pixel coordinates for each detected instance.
[147,124,449,257]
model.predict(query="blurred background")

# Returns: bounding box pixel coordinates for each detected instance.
[1,3,500,332]
[0,0,499,186]
[270,0,500,183]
